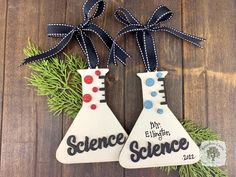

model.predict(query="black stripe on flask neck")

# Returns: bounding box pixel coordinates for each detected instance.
[99,75,106,103]
[157,78,167,105]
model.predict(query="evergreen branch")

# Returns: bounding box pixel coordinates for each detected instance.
[159,121,227,177]
[182,120,219,146]
[23,40,87,118]
[178,162,227,177]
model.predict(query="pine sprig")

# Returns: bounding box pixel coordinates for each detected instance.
[182,121,219,145]
[23,40,87,118]
[160,121,227,177]
[24,41,227,177]
[178,163,227,177]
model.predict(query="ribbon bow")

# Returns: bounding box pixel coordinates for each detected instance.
[21,0,129,68]
[108,5,205,71]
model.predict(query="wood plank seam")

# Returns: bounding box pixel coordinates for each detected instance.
[34,102,38,177]
[180,0,185,120]
[0,0,8,169]
[61,0,68,176]
[205,71,209,127]
[61,0,68,177]
[34,0,40,176]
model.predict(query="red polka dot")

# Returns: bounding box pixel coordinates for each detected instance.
[95,70,101,76]
[84,75,93,84]
[83,94,92,102]
[90,104,96,110]
[92,87,98,92]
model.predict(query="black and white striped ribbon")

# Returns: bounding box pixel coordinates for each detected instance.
[21,0,130,68]
[108,5,205,71]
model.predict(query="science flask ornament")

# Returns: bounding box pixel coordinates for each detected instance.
[53,0,130,163]
[107,6,205,168]
[56,68,128,163]
[33,0,130,164]
[119,71,200,168]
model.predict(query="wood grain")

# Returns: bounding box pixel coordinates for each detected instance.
[0,0,7,159]
[182,0,208,126]
[0,0,235,177]
[1,0,39,177]
[34,0,66,177]
[183,0,236,176]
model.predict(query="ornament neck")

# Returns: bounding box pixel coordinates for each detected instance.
[78,68,109,110]
[137,71,168,113]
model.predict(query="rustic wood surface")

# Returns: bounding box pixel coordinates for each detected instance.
[0,0,235,177]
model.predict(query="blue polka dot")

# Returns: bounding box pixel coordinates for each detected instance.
[156,72,163,78]
[151,91,157,97]
[157,108,164,114]
[146,78,154,87]
[144,100,153,109]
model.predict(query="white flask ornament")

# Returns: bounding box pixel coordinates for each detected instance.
[56,68,128,164]
[119,71,200,169]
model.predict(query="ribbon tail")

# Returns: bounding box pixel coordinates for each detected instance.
[158,26,205,47]
[85,24,130,65]
[136,31,157,71]
[107,43,116,66]
[76,32,99,68]
[21,31,74,65]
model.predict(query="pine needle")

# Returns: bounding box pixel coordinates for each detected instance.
[178,163,227,177]
[182,120,219,146]
[23,40,87,118]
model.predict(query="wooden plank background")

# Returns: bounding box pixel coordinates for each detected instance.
[0,0,235,177]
